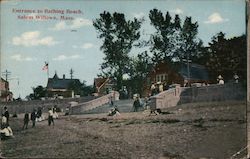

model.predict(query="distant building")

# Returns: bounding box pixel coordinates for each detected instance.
[144,61,210,96]
[0,78,13,102]
[46,73,81,98]
[93,77,114,96]
[179,63,210,86]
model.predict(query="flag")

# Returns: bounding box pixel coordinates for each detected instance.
[42,62,48,71]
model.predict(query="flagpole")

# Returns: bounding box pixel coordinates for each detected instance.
[47,62,49,79]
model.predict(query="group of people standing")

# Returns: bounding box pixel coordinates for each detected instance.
[217,73,239,85]
[22,106,58,129]
[150,82,168,96]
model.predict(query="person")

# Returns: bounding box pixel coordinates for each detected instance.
[1,114,7,127]
[108,106,120,116]
[159,83,164,93]
[133,97,141,112]
[36,107,42,121]
[150,83,156,96]
[1,114,13,140]
[65,106,70,116]
[48,108,54,126]
[23,113,29,129]
[3,107,9,124]
[31,109,36,128]
[163,82,169,90]
[217,75,224,85]
[52,106,58,119]
[234,73,239,83]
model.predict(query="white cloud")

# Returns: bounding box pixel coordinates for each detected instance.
[132,12,145,19]
[10,54,37,62]
[52,54,81,61]
[170,8,183,14]
[52,21,67,31]
[12,31,58,47]
[50,17,92,31]
[204,12,229,24]
[70,18,92,29]
[81,43,94,49]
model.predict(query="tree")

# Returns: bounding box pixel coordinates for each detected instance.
[179,17,203,63]
[30,85,46,100]
[206,32,246,82]
[149,9,203,64]
[68,80,83,96]
[128,51,153,95]
[93,11,142,90]
[149,9,173,63]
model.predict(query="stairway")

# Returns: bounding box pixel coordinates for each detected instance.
[82,99,134,114]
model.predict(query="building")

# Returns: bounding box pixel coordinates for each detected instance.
[46,73,82,98]
[144,61,210,96]
[93,77,114,96]
[0,78,13,102]
[179,63,210,86]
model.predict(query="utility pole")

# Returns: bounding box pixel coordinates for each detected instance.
[70,68,74,79]
[1,70,11,101]
[2,70,11,82]
[183,58,192,80]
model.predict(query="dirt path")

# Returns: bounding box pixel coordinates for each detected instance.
[0,101,247,159]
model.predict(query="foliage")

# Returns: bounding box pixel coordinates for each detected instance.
[69,80,94,96]
[93,11,142,90]
[149,9,174,63]
[206,32,246,82]
[29,85,46,100]
[68,80,83,96]
[180,17,203,62]
[128,51,153,95]
[149,9,203,64]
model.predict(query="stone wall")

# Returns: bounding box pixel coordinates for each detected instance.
[150,83,246,110]
[0,96,97,115]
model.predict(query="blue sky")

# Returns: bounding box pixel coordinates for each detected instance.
[0,0,246,98]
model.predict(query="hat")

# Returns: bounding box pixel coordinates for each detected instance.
[218,75,223,79]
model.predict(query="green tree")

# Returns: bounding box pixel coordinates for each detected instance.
[93,11,142,90]
[180,17,203,63]
[149,9,173,63]
[31,85,46,100]
[128,51,152,95]
[206,32,246,82]
[68,80,83,96]
[149,9,203,64]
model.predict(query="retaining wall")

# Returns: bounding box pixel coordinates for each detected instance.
[0,96,97,115]
[150,83,246,110]
[70,91,120,115]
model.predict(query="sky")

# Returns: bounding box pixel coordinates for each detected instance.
[0,0,246,98]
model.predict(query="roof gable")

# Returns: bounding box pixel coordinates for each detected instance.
[47,74,81,89]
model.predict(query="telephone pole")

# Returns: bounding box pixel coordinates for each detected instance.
[2,69,11,81]
[1,70,11,101]
[70,68,74,79]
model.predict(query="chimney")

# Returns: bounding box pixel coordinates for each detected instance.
[63,74,65,79]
